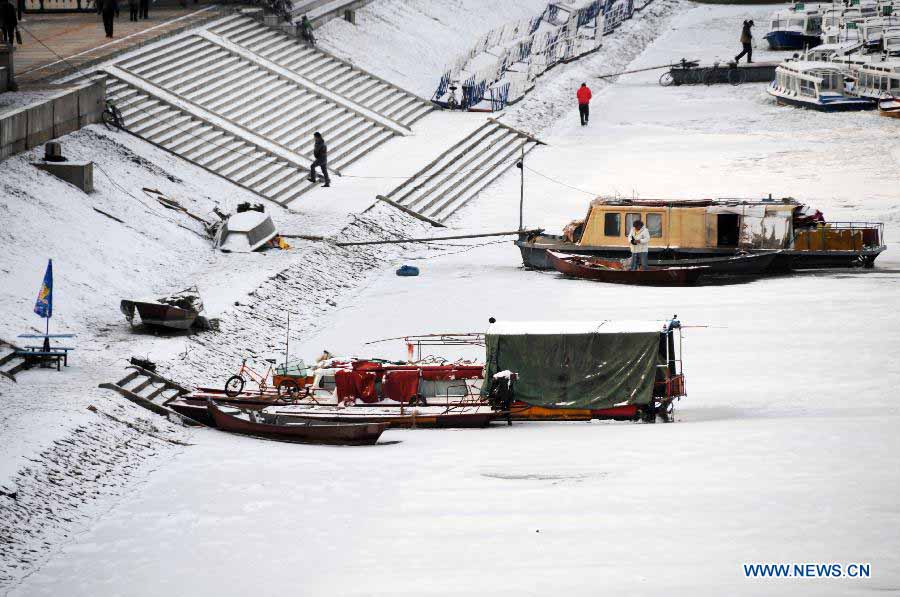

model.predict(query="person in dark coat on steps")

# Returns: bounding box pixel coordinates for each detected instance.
[577,82,592,126]
[735,20,754,64]
[98,0,119,38]
[309,132,330,187]
[128,0,138,22]
[1,0,18,46]
[139,0,148,20]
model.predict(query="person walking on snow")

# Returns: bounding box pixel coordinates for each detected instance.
[1,0,18,46]
[735,20,754,64]
[127,0,138,22]
[299,15,315,44]
[139,0,148,20]
[98,0,119,39]
[628,219,650,271]
[309,132,330,187]
[576,82,592,126]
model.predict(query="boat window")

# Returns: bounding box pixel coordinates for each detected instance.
[892,78,900,90]
[790,18,805,28]
[625,212,641,232]
[772,19,783,28]
[646,213,663,238]
[807,16,822,32]
[799,78,817,97]
[604,213,621,236]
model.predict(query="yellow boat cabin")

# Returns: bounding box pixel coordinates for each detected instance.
[517,197,886,270]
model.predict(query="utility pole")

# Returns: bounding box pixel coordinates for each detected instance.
[517,145,525,231]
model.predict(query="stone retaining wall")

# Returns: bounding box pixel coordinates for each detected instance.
[0,79,105,161]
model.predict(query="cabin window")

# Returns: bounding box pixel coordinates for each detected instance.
[625,212,641,232]
[789,18,805,28]
[604,213,621,237]
[717,214,740,248]
[799,79,816,97]
[891,78,900,90]
[806,16,822,32]
[646,213,663,238]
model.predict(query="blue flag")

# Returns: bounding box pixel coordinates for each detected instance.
[34,259,53,319]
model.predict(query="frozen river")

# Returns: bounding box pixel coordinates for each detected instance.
[10,3,900,596]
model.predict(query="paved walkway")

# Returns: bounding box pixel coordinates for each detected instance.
[12,4,227,85]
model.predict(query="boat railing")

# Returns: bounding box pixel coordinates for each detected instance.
[793,221,884,251]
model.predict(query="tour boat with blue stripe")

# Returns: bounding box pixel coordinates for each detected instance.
[764,6,825,50]
[768,61,876,111]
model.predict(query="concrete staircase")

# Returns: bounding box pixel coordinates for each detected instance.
[379,120,542,225]
[80,13,433,207]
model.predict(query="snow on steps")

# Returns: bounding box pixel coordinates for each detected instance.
[77,13,433,208]
[380,119,542,225]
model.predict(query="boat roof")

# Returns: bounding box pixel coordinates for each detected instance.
[589,197,800,208]
[487,320,665,336]
[226,210,270,232]
[778,60,849,72]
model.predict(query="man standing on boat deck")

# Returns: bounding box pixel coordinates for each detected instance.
[735,20,754,64]
[309,132,331,188]
[577,82,592,126]
[628,219,650,271]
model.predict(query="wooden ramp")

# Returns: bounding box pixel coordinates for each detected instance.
[0,340,26,382]
[99,366,199,425]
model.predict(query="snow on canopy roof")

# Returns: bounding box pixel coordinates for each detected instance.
[486,320,665,336]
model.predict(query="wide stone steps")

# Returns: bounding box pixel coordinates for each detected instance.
[208,15,433,128]
[382,120,542,224]
[96,71,317,205]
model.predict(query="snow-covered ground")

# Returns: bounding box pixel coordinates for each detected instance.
[4,1,900,595]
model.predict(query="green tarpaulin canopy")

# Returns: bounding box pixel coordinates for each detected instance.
[482,321,664,409]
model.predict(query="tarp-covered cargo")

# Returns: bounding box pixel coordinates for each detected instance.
[482,321,664,409]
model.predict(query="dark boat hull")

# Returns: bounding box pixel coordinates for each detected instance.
[764,30,821,50]
[133,302,197,330]
[519,233,881,271]
[548,251,706,286]
[208,401,387,445]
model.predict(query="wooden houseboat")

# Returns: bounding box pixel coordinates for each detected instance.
[517,197,886,270]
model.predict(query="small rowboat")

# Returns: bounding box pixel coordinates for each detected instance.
[266,405,497,429]
[547,251,707,286]
[207,400,387,445]
[879,96,900,118]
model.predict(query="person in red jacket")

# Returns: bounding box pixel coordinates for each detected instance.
[576,82,592,126]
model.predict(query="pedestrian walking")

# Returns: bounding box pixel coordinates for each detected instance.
[128,0,138,22]
[98,0,119,38]
[298,14,315,44]
[576,82,592,126]
[139,0,148,20]
[627,219,650,271]
[1,0,18,46]
[308,132,330,187]
[735,20,754,64]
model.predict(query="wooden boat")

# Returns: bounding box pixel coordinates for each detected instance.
[266,404,497,429]
[547,251,707,286]
[207,400,388,445]
[120,287,205,331]
[167,392,283,427]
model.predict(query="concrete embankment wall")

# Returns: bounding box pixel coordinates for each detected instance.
[0,80,105,161]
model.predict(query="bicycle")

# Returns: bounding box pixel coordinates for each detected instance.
[702,61,747,86]
[101,99,124,131]
[224,358,277,397]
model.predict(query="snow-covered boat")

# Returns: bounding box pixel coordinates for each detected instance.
[764,6,825,50]
[878,94,900,116]
[768,61,875,110]
[213,207,278,253]
[120,286,205,330]
[208,400,389,445]
[853,58,900,99]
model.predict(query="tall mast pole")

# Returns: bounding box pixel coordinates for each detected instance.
[518,145,525,231]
